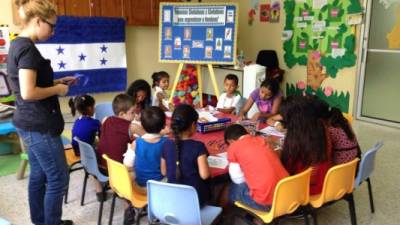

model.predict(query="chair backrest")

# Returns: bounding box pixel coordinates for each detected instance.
[269,168,312,218]
[74,137,108,182]
[102,154,134,201]
[147,180,202,225]
[320,158,359,203]
[256,50,279,69]
[355,141,384,187]
[94,102,114,122]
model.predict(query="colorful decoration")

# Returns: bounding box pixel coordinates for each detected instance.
[260,4,271,22]
[270,0,281,23]
[387,6,400,48]
[172,64,201,107]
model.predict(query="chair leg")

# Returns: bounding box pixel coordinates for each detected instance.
[366,178,375,213]
[303,209,310,225]
[81,171,89,206]
[97,184,107,225]
[346,193,357,225]
[64,170,71,204]
[108,193,117,225]
[310,207,318,225]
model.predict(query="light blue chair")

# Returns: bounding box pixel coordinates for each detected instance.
[147,180,222,225]
[94,102,114,123]
[74,137,109,225]
[0,217,11,225]
[354,141,384,213]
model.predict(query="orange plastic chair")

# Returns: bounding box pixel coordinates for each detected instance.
[102,154,147,225]
[309,158,360,225]
[63,135,83,204]
[235,168,312,224]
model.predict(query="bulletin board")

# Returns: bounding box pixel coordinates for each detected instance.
[159,3,238,64]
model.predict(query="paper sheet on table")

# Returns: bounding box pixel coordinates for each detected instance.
[165,111,172,118]
[208,156,228,169]
[198,111,218,122]
[258,126,285,138]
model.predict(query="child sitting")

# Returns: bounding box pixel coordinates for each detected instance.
[97,94,136,168]
[239,77,282,122]
[224,124,288,211]
[161,104,211,206]
[151,71,171,112]
[123,106,167,191]
[69,94,101,156]
[216,74,241,114]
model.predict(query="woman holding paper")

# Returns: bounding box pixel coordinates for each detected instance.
[7,0,74,224]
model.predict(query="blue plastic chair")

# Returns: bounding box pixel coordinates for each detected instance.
[94,102,114,123]
[147,180,222,225]
[354,141,384,213]
[74,137,109,225]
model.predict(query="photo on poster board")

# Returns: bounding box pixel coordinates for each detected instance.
[159,3,238,64]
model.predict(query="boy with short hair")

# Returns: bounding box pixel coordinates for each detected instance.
[224,124,288,211]
[216,74,241,114]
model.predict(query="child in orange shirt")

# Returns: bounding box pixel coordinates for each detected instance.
[224,124,288,211]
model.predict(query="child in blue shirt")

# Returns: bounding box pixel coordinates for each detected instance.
[69,94,101,156]
[123,106,167,191]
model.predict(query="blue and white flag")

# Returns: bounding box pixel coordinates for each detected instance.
[36,16,126,96]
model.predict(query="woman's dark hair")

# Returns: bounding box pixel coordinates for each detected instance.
[224,124,248,145]
[140,106,166,134]
[260,77,280,96]
[68,94,95,117]
[170,104,199,180]
[279,95,329,174]
[224,74,239,86]
[126,79,151,109]
[151,71,170,88]
[309,96,330,120]
[329,107,355,140]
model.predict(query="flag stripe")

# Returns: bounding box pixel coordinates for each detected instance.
[36,43,126,72]
[54,68,127,95]
[40,16,125,44]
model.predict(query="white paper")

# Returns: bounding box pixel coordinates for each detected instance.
[313,0,328,9]
[258,126,285,138]
[297,22,308,28]
[282,30,293,40]
[312,21,326,32]
[332,48,346,58]
[164,111,172,118]
[198,111,218,122]
[208,156,228,169]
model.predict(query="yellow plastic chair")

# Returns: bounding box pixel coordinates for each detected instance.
[235,168,312,224]
[309,158,360,225]
[102,154,147,225]
[342,113,353,124]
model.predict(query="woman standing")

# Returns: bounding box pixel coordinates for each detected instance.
[7,0,75,224]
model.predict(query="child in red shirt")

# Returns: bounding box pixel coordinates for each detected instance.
[224,124,288,211]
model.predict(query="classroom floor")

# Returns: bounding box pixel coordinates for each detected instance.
[0,119,399,225]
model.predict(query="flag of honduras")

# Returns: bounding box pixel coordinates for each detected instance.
[36,16,127,96]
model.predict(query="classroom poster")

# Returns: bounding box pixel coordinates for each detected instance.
[0,26,10,75]
[159,3,238,64]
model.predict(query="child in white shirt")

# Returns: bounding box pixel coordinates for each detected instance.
[151,71,171,111]
[216,74,241,114]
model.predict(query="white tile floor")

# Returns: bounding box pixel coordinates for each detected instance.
[0,120,399,225]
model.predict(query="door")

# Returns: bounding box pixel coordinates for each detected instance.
[357,0,400,126]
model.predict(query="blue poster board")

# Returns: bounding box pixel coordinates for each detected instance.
[159,3,238,64]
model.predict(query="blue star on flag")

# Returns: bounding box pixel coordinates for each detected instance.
[100,44,108,53]
[56,46,64,55]
[78,53,87,61]
[58,60,66,69]
[100,57,107,65]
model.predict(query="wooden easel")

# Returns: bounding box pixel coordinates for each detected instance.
[169,63,220,107]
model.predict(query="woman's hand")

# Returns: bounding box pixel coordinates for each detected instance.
[55,84,69,96]
[54,76,77,86]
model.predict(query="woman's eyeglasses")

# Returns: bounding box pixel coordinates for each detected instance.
[42,19,56,31]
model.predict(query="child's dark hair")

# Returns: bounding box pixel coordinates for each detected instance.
[171,104,199,180]
[329,107,355,140]
[310,96,331,120]
[151,71,170,88]
[140,106,166,134]
[112,94,135,115]
[68,94,95,117]
[224,124,248,145]
[126,79,151,109]
[279,95,328,174]
[224,74,239,86]
[260,77,280,96]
